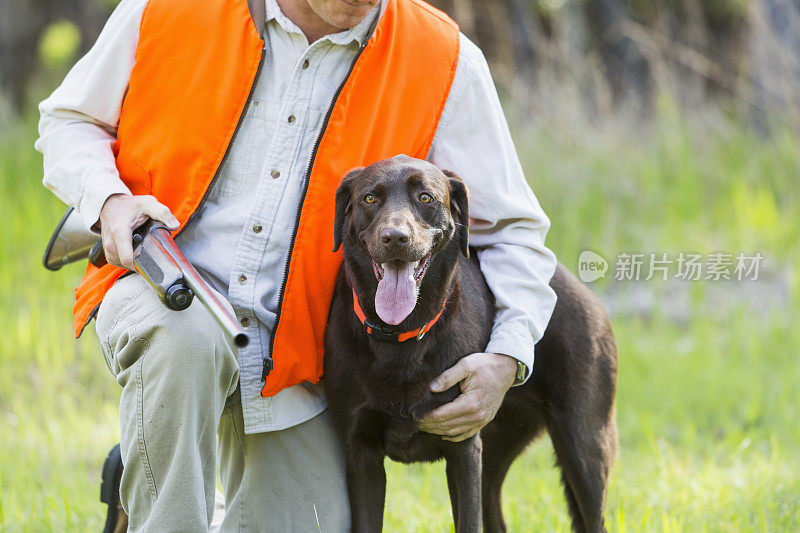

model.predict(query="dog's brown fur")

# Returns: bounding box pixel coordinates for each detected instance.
[324,155,618,532]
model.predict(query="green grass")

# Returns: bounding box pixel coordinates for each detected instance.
[1,107,799,531]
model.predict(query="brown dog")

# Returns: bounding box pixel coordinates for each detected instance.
[324,155,618,532]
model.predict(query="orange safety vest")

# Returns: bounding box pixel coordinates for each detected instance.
[73,0,459,397]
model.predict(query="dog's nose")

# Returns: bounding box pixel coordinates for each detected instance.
[380,226,410,247]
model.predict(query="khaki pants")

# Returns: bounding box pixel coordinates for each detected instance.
[96,274,350,532]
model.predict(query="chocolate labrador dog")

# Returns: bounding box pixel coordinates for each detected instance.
[324,155,617,533]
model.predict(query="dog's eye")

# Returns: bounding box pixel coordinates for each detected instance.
[419,193,433,203]
[364,194,376,204]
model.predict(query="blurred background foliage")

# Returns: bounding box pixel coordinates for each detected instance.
[1,0,799,530]
[3,0,800,126]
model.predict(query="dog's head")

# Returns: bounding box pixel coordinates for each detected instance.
[333,155,470,326]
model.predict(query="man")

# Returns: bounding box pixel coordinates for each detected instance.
[36,0,557,530]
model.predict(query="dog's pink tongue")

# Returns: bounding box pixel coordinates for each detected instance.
[375,262,417,325]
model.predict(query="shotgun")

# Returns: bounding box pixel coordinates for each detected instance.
[43,207,249,348]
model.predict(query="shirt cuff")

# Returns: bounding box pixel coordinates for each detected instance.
[78,175,132,233]
[485,324,536,385]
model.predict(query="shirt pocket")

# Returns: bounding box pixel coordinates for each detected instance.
[208,108,277,199]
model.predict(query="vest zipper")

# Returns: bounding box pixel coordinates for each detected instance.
[264,42,369,383]
[178,44,267,237]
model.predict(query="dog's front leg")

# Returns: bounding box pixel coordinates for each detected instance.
[443,435,483,533]
[345,442,387,533]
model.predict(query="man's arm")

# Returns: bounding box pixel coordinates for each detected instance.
[35,0,178,268]
[419,34,558,441]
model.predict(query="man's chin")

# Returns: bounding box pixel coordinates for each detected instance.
[324,1,374,29]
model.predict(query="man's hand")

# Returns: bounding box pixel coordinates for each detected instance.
[418,352,518,442]
[98,193,180,270]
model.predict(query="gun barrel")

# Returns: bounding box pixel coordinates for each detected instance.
[184,268,250,348]
[147,227,249,348]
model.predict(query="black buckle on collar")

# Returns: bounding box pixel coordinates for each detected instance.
[364,319,401,343]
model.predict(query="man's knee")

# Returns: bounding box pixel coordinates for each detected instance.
[138,299,239,391]
[98,274,238,383]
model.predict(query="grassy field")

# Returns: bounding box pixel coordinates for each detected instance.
[1,107,798,531]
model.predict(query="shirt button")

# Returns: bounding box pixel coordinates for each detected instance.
[270,169,280,179]
[287,115,296,124]
[302,59,310,70]
[252,223,263,233]
[240,317,250,327]
[238,274,247,285]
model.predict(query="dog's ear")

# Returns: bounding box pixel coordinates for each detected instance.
[333,167,363,252]
[442,169,470,258]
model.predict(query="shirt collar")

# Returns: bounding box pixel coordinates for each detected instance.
[264,0,382,46]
